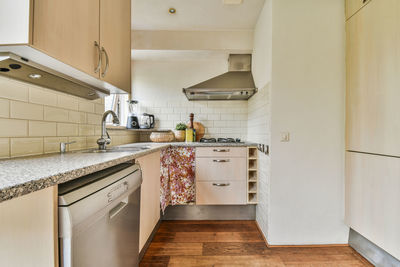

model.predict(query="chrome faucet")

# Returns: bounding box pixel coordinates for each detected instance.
[97,110,120,150]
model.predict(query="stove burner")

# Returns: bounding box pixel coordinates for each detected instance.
[199,138,242,143]
[199,138,216,143]
[217,138,236,143]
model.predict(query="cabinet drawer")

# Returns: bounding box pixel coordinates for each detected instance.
[196,147,246,158]
[195,158,246,181]
[196,181,246,205]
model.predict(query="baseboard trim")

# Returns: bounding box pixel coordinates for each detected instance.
[254,221,349,248]
[139,219,161,261]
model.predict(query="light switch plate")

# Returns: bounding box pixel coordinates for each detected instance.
[280,132,290,142]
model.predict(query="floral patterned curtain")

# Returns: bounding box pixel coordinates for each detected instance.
[160,147,195,213]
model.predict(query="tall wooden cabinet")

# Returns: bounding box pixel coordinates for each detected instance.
[346,0,400,157]
[345,0,400,260]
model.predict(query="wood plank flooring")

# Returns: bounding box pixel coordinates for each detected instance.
[140,220,373,267]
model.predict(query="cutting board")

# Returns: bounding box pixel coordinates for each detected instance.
[186,122,205,141]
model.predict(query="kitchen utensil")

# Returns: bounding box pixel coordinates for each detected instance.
[126,100,140,129]
[139,113,155,129]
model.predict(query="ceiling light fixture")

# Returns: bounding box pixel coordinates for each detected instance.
[169,8,176,14]
[28,73,42,79]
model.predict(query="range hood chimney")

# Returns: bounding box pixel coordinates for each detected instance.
[0,52,109,100]
[183,54,257,101]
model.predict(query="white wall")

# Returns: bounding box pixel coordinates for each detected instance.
[268,0,349,245]
[249,0,272,241]
[132,58,248,140]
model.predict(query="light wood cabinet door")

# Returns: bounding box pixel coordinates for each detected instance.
[0,186,58,267]
[346,0,400,156]
[136,151,161,252]
[99,0,131,93]
[345,0,372,20]
[32,0,100,78]
[345,152,400,260]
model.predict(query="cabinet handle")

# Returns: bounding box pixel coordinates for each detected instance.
[213,149,230,152]
[212,183,230,187]
[94,41,101,73]
[101,47,109,77]
[213,159,230,163]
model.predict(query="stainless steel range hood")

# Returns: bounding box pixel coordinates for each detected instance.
[183,54,257,101]
[0,52,109,100]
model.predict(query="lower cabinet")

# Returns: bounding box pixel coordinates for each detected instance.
[345,152,400,259]
[0,186,58,267]
[196,181,247,205]
[195,147,247,205]
[136,151,161,252]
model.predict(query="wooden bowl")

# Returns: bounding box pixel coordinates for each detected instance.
[173,130,186,142]
[150,131,175,142]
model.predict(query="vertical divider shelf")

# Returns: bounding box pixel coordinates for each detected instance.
[247,146,258,204]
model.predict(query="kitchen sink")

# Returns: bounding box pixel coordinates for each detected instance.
[82,146,151,153]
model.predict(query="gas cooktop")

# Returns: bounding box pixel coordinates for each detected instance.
[199,138,242,143]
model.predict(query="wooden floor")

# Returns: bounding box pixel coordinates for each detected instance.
[140,220,373,267]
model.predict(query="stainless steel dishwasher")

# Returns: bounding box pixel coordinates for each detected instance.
[58,163,142,267]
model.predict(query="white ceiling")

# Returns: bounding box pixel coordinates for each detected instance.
[132,0,265,31]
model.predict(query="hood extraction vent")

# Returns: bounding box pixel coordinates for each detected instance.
[183,54,257,101]
[0,52,109,100]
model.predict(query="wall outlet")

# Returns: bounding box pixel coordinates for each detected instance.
[280,132,290,142]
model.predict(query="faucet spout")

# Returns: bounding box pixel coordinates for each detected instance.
[97,110,120,150]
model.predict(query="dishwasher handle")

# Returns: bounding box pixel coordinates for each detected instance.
[109,198,128,220]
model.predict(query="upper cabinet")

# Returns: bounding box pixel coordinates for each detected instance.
[0,0,131,94]
[345,0,372,20]
[346,0,400,157]
[32,0,101,79]
[99,0,131,92]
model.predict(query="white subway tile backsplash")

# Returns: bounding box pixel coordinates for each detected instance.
[0,76,138,158]
[0,78,29,101]
[58,95,79,110]
[11,138,43,157]
[57,123,78,137]
[0,138,9,159]
[0,118,28,137]
[78,101,95,113]
[141,100,248,138]
[44,106,69,122]
[29,87,58,107]
[10,101,43,120]
[29,121,57,137]
[0,98,10,118]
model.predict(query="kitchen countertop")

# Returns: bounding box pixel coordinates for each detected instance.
[0,141,257,203]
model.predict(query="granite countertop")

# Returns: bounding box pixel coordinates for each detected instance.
[0,141,257,203]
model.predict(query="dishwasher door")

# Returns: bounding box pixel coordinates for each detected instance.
[59,164,141,267]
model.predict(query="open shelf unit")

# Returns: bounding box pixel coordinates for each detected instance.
[247,146,258,204]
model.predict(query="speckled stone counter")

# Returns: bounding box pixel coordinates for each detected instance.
[0,143,169,203]
[0,141,257,203]
[137,141,258,147]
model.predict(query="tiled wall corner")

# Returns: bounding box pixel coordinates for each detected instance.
[247,83,271,238]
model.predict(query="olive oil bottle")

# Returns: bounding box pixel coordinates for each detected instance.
[185,113,195,142]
